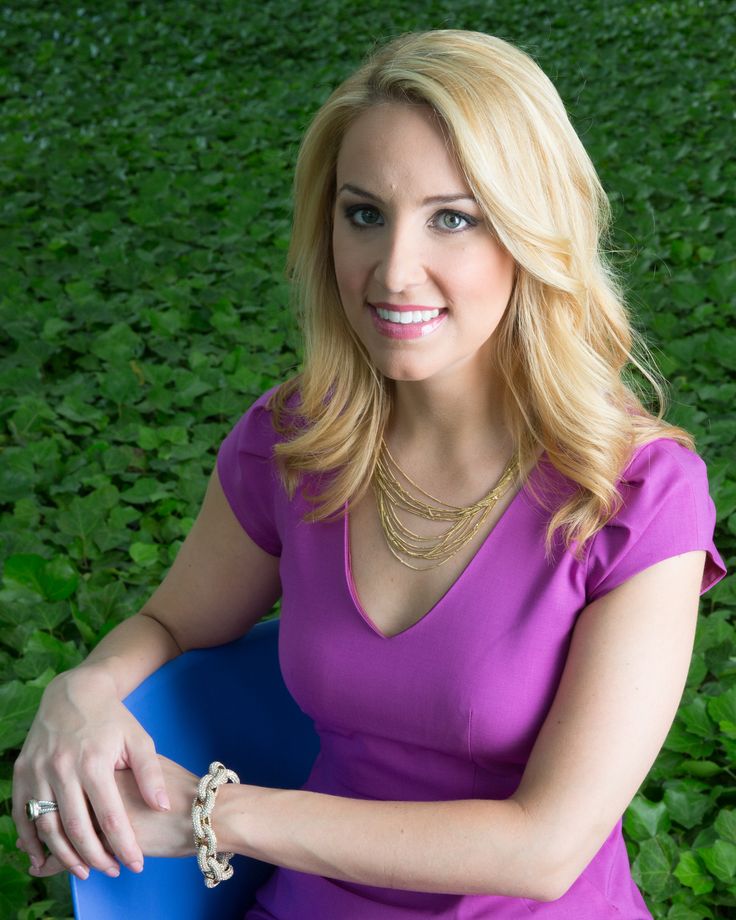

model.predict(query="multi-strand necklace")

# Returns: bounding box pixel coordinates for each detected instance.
[373,440,518,571]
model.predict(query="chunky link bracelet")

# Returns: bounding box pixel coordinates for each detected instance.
[191,760,240,888]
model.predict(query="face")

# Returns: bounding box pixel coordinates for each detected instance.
[332,102,516,388]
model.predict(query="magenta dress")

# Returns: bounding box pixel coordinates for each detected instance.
[217,387,726,919]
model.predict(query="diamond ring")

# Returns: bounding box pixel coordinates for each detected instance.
[25,799,59,822]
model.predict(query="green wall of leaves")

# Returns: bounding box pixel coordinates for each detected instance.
[1,1,734,917]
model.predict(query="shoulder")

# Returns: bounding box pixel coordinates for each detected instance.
[585,437,725,602]
[222,381,301,459]
[623,436,708,486]
[617,437,711,533]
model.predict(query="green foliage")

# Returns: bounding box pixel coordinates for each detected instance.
[1,0,734,916]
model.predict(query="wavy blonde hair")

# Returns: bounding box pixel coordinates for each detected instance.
[269,29,692,553]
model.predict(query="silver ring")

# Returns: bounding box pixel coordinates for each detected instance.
[25,799,59,822]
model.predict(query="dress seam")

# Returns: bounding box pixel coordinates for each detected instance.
[468,708,476,795]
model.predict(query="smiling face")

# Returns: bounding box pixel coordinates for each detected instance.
[332,102,516,389]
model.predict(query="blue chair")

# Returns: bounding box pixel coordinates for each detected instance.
[70,617,320,919]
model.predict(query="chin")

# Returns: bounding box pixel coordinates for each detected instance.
[376,363,438,384]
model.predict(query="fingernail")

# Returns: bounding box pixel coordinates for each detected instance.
[72,865,89,880]
[30,856,43,869]
[105,866,120,878]
[156,792,170,811]
[129,860,143,873]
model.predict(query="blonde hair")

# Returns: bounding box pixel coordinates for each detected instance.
[270,29,692,553]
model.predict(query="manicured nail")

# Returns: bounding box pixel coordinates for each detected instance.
[129,860,143,873]
[105,865,120,878]
[156,792,170,811]
[72,865,89,880]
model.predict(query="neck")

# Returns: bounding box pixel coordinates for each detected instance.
[387,366,511,467]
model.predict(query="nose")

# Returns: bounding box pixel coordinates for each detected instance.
[372,223,428,293]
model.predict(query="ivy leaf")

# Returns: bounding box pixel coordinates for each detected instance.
[665,905,714,920]
[3,554,79,602]
[624,794,670,840]
[680,760,722,779]
[74,578,128,636]
[17,900,58,920]
[2,554,46,595]
[129,542,160,567]
[697,840,736,884]
[120,478,173,505]
[39,556,79,601]
[707,687,736,730]
[90,322,142,364]
[56,494,107,560]
[673,851,715,896]
[0,865,32,917]
[0,586,69,634]
[14,632,83,680]
[663,780,712,830]
[679,697,716,739]
[0,680,43,754]
[714,808,736,845]
[631,833,679,899]
[0,817,20,866]
[663,722,715,758]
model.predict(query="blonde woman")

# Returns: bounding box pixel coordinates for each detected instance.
[14,30,726,918]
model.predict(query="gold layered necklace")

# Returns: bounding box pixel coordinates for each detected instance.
[373,440,518,571]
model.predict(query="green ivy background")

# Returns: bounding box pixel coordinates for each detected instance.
[1,1,734,917]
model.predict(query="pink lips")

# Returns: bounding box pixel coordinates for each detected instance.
[369,303,447,340]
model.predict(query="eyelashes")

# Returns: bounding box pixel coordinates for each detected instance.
[342,203,479,233]
[343,204,383,228]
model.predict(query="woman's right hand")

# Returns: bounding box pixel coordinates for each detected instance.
[12,664,171,880]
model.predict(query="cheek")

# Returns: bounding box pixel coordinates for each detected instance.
[332,237,365,301]
[464,251,515,312]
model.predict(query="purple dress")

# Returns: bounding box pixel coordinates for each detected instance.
[217,387,726,919]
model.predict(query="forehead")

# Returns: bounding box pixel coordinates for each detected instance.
[335,102,469,196]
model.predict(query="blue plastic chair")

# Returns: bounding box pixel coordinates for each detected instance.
[70,617,320,919]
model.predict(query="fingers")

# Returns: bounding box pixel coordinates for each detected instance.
[27,851,68,879]
[77,757,144,873]
[127,733,171,812]
[13,768,89,879]
[12,757,49,872]
[16,835,68,879]
[54,779,123,877]
[14,749,143,878]
[33,811,90,880]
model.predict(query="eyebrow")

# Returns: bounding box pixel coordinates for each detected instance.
[337,183,476,206]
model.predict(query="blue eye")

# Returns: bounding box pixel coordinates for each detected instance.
[344,205,384,228]
[434,210,477,232]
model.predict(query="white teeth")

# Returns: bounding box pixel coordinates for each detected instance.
[375,307,441,323]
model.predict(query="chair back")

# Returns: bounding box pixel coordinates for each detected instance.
[70,617,320,919]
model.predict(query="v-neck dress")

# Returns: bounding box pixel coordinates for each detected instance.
[216,386,726,919]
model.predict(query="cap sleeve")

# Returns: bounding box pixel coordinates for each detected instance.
[216,386,282,557]
[585,439,727,604]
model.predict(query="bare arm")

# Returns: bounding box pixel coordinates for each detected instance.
[13,466,280,880]
[74,466,281,694]
[195,550,703,900]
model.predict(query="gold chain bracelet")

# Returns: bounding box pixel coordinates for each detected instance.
[191,761,240,888]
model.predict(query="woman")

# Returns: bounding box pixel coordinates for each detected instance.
[13,29,726,918]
